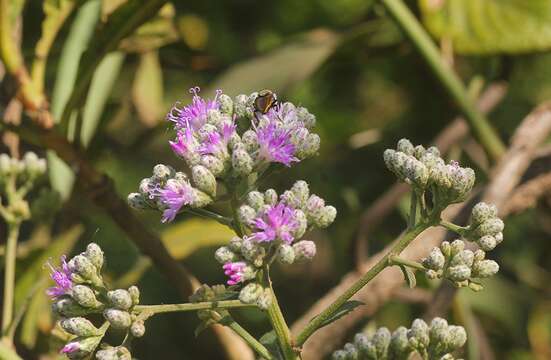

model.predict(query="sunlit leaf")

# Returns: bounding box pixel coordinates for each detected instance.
[419,0,551,54]
[132,51,164,127]
[17,225,83,347]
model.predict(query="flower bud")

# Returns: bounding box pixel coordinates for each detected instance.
[52,297,89,317]
[316,206,337,228]
[469,282,484,292]
[281,190,301,209]
[397,138,415,155]
[264,189,278,205]
[234,94,250,118]
[353,333,369,354]
[215,246,238,264]
[241,130,259,153]
[206,109,223,127]
[95,347,119,360]
[429,317,449,345]
[477,235,497,251]
[472,259,499,278]
[447,265,471,282]
[153,164,174,182]
[343,343,358,360]
[130,320,146,337]
[296,106,316,128]
[450,250,474,267]
[0,154,11,175]
[426,269,439,280]
[246,191,264,210]
[190,190,212,208]
[238,205,256,226]
[475,218,504,237]
[413,145,426,160]
[127,193,147,209]
[450,240,465,256]
[423,248,445,270]
[218,94,233,115]
[373,327,391,357]
[128,286,140,305]
[277,244,296,264]
[68,255,99,284]
[103,309,132,329]
[495,232,504,245]
[440,241,451,257]
[23,152,47,177]
[107,289,133,310]
[62,335,103,359]
[241,239,266,267]
[71,285,101,308]
[256,288,273,310]
[85,243,104,271]
[296,133,320,159]
[390,326,411,357]
[306,194,325,220]
[408,319,429,349]
[445,325,467,351]
[232,149,253,176]
[471,202,497,225]
[192,165,217,197]
[291,180,310,207]
[228,236,243,252]
[293,240,316,262]
[60,317,100,337]
[292,210,307,239]
[332,350,347,360]
[201,155,225,177]
[239,283,263,304]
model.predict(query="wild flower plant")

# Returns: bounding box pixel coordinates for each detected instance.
[46,89,504,359]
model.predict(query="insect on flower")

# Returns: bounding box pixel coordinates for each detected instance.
[254,89,279,114]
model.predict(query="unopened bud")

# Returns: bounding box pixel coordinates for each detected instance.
[408,319,429,349]
[256,288,272,310]
[390,326,411,357]
[293,240,316,261]
[104,309,132,329]
[232,149,253,176]
[69,255,99,284]
[450,250,474,267]
[277,244,296,264]
[397,138,414,155]
[107,289,133,310]
[85,243,104,270]
[316,206,337,228]
[472,259,499,278]
[445,325,467,351]
[130,320,146,337]
[281,190,301,209]
[296,133,320,159]
[447,265,471,282]
[292,210,307,239]
[60,317,100,337]
[152,164,174,181]
[192,165,216,197]
[264,189,278,205]
[127,193,147,209]
[296,106,316,128]
[71,285,101,308]
[52,297,89,317]
[239,283,263,304]
[471,202,497,224]
[343,343,358,360]
[477,235,497,251]
[423,248,445,270]
[238,205,256,226]
[201,155,225,177]
[372,327,391,357]
[218,94,233,115]
[332,350,347,360]
[215,246,238,264]
[128,286,140,305]
[291,180,310,207]
[246,191,265,210]
[450,240,465,256]
[234,94,250,118]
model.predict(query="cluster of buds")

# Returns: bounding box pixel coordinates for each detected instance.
[214,181,335,308]
[384,139,475,208]
[189,284,238,324]
[0,152,47,224]
[48,243,143,359]
[462,202,504,251]
[332,317,466,360]
[128,164,213,222]
[128,87,321,223]
[422,239,499,291]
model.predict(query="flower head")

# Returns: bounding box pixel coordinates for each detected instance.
[170,127,198,159]
[198,122,236,158]
[46,255,73,298]
[249,202,299,244]
[61,341,80,354]
[255,122,297,166]
[167,87,221,131]
[157,179,196,223]
[223,262,247,285]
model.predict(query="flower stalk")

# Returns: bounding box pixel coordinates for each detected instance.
[1,222,20,338]
[133,300,254,315]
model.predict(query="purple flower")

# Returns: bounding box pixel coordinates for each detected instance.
[255,122,297,166]
[61,342,80,354]
[157,179,196,223]
[249,202,299,244]
[167,87,221,131]
[170,127,198,159]
[198,122,236,158]
[46,255,73,298]
[223,262,247,285]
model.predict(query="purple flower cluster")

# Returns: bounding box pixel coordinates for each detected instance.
[155,179,197,223]
[46,255,73,298]
[249,202,299,244]
[167,87,221,131]
[223,262,247,285]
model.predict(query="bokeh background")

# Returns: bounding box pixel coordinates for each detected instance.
[1,0,551,359]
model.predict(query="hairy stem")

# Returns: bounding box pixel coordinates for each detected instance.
[133,300,254,315]
[439,220,466,235]
[211,311,274,360]
[388,255,426,271]
[296,220,434,346]
[2,222,20,339]
[263,268,298,360]
[379,0,505,161]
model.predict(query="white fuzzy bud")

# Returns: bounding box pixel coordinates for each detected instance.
[472,259,499,278]
[291,180,310,207]
[471,202,497,225]
[296,106,316,128]
[201,155,225,177]
[71,285,101,308]
[296,133,320,159]
[293,240,316,261]
[390,326,411,357]
[128,286,140,305]
[85,243,104,270]
[241,130,259,153]
[232,149,253,176]
[408,319,430,349]
[238,205,257,226]
[234,94,250,118]
[52,297,89,317]
[316,206,337,228]
[373,327,391,357]
[214,246,238,264]
[60,317,100,337]
[152,164,174,181]
[239,283,263,304]
[397,138,415,156]
[277,244,296,264]
[450,250,474,267]
[264,189,278,205]
[343,343,358,360]
[127,193,147,209]
[423,247,446,270]
[256,288,273,310]
[103,309,132,329]
[192,165,217,197]
[130,320,146,337]
[107,289,133,310]
[218,94,233,115]
[477,235,497,251]
[447,265,471,282]
[246,191,265,210]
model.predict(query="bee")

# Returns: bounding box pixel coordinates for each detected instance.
[254,89,279,114]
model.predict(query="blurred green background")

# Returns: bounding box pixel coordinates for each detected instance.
[2,0,551,359]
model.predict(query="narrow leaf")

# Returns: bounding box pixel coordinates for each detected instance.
[311,300,364,329]
[398,264,417,288]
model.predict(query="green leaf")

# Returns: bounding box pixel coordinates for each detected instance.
[81,51,125,147]
[259,330,284,360]
[207,28,341,96]
[16,225,83,347]
[398,264,417,288]
[132,50,164,127]
[311,300,364,330]
[419,0,551,54]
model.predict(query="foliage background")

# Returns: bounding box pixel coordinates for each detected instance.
[1,0,551,359]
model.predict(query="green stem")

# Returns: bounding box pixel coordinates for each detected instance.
[388,255,426,271]
[296,220,434,346]
[379,0,505,161]
[263,268,297,360]
[133,300,254,315]
[2,222,20,338]
[211,311,274,360]
[439,220,466,235]
[408,191,417,229]
[185,208,233,227]
[230,193,244,237]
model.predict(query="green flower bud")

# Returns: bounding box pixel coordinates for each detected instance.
[332,350,347,360]
[69,255,100,284]
[446,265,471,282]
[190,189,212,208]
[373,327,391,357]
[471,259,499,278]
[103,308,132,329]
[85,243,104,271]
[256,288,273,310]
[239,283,263,304]
[71,285,101,308]
[232,149,253,176]
[127,193,147,209]
[60,317,100,337]
[277,244,296,264]
[128,286,140,305]
[296,106,316,128]
[343,343,358,360]
[241,239,266,267]
[473,249,486,262]
[234,94,250,118]
[218,94,233,115]
[316,205,337,228]
[471,202,497,225]
[477,235,497,251]
[192,165,216,197]
[390,326,411,358]
[423,248,445,270]
[63,335,103,359]
[215,246,238,264]
[475,218,504,237]
[293,240,316,262]
[107,289,133,310]
[469,282,484,292]
[449,250,474,267]
[413,145,426,159]
[450,240,465,256]
[292,210,307,239]
[397,138,415,155]
[238,205,256,226]
[246,191,265,210]
[429,317,449,345]
[296,133,320,159]
[281,190,301,209]
[291,180,310,207]
[444,325,467,352]
[152,164,174,182]
[241,130,259,153]
[52,297,90,317]
[201,155,226,177]
[229,236,243,252]
[440,241,451,257]
[264,189,278,205]
[130,320,146,337]
[408,319,429,349]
